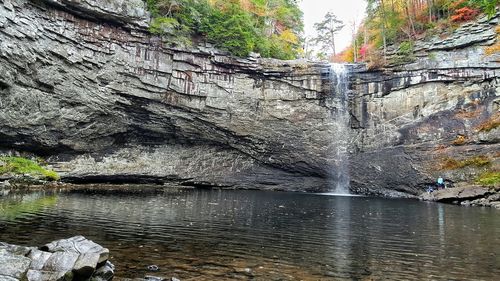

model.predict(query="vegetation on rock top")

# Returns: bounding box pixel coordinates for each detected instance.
[438,155,491,170]
[333,0,500,66]
[146,0,303,59]
[0,156,60,181]
[476,113,500,132]
[476,171,500,187]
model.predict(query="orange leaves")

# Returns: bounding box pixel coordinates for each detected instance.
[451,7,480,22]
[239,0,253,12]
[485,43,500,55]
[332,47,354,63]
[484,25,500,55]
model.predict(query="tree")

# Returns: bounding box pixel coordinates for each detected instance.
[146,0,304,59]
[312,12,345,57]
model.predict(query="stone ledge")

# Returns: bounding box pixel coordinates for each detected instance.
[420,184,500,208]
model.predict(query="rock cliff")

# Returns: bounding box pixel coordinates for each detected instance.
[348,14,500,195]
[0,0,337,192]
[0,0,498,196]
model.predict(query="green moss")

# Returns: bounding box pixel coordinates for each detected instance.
[476,171,500,187]
[440,156,491,170]
[0,156,60,181]
[391,40,416,64]
[145,0,303,59]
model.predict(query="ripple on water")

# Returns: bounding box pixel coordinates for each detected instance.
[0,190,499,280]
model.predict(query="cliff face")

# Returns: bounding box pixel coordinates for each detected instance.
[0,0,339,191]
[348,14,500,195]
[0,0,498,195]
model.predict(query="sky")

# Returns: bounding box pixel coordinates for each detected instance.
[299,0,367,54]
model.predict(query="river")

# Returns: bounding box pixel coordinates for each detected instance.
[0,189,499,280]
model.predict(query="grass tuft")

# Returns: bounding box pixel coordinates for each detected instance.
[476,114,500,133]
[452,135,468,146]
[439,155,491,170]
[476,171,500,187]
[0,156,60,181]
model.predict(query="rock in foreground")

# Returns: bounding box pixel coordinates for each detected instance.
[0,236,114,281]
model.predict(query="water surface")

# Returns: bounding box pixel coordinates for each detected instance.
[0,189,499,280]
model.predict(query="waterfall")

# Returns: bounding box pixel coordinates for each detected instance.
[329,63,350,194]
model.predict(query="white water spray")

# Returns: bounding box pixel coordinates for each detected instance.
[328,63,351,194]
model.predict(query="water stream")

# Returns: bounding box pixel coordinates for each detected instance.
[329,63,351,194]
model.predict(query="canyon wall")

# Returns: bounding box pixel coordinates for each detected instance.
[0,0,498,196]
[348,15,500,195]
[0,0,338,191]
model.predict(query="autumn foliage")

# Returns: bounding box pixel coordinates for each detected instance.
[451,7,479,22]
[333,0,500,65]
[147,0,303,59]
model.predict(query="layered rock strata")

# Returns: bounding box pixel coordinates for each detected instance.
[0,0,499,196]
[0,0,334,192]
[347,14,500,196]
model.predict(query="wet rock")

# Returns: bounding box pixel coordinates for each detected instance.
[90,261,115,281]
[144,276,167,281]
[73,252,100,279]
[147,265,159,271]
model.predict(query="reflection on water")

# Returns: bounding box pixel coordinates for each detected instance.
[0,190,499,280]
[0,193,58,220]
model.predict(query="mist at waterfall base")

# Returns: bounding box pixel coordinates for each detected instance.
[323,63,352,196]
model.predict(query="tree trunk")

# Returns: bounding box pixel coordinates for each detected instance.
[380,0,387,61]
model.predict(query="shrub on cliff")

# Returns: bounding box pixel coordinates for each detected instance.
[146,0,303,59]
[476,171,500,187]
[340,0,500,65]
[0,156,60,181]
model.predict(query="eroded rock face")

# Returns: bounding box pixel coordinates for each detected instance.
[0,0,335,191]
[348,14,500,195]
[0,0,498,195]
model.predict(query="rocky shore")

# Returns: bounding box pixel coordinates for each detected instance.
[0,236,113,281]
[420,184,500,208]
[0,236,180,281]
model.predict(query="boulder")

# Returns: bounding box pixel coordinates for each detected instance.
[421,185,494,205]
[90,261,115,281]
[0,249,31,280]
[0,236,114,281]
[41,235,109,264]
[73,252,100,279]
[27,249,52,270]
[26,269,72,281]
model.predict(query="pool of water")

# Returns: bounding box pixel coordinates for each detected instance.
[0,189,499,280]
